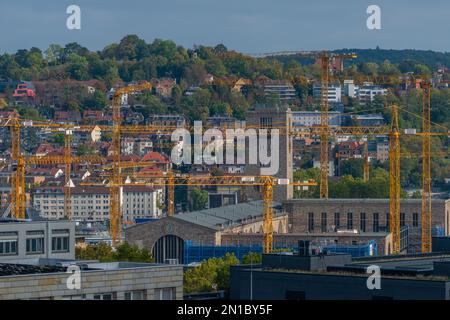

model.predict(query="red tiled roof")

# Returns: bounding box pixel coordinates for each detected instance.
[141,151,169,163]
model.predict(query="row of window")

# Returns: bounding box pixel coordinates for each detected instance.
[0,231,70,256]
[307,212,420,232]
[62,288,174,300]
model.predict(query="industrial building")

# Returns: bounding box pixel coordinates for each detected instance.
[230,248,450,300]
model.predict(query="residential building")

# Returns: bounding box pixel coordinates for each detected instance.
[146,114,186,128]
[343,79,358,98]
[313,83,342,103]
[357,83,388,103]
[33,185,163,222]
[376,138,390,162]
[291,111,342,129]
[262,80,297,101]
[353,114,385,126]
[153,78,176,98]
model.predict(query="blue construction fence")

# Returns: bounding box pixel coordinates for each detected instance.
[183,240,377,264]
[433,226,445,237]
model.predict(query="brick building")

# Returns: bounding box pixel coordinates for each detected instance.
[283,198,450,253]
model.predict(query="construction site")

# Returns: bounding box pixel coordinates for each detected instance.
[0,51,448,263]
[1,35,450,302]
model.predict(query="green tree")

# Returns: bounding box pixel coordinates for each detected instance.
[339,158,365,179]
[76,144,96,156]
[112,242,154,262]
[67,53,90,80]
[52,133,65,146]
[183,253,239,294]
[189,189,208,211]
[241,252,262,264]
[75,242,154,262]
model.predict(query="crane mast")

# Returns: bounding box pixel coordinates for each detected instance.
[389,105,401,254]
[110,82,152,245]
[422,81,432,253]
[319,52,357,198]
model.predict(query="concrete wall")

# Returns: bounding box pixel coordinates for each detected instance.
[0,264,183,300]
[0,220,75,262]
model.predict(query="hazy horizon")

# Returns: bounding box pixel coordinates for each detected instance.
[1,0,450,54]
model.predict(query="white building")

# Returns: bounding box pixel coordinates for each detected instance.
[313,83,342,103]
[292,111,342,129]
[33,185,163,222]
[343,80,358,98]
[357,83,388,103]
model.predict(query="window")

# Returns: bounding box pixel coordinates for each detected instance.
[321,212,327,233]
[413,213,419,227]
[334,212,340,229]
[124,290,145,300]
[154,288,175,300]
[259,117,273,128]
[400,213,406,227]
[347,212,353,230]
[52,229,70,253]
[373,213,379,232]
[0,237,18,256]
[386,213,390,232]
[93,293,114,300]
[360,213,366,232]
[308,212,314,232]
[26,231,45,254]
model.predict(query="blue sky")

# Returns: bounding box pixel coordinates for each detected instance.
[0,0,449,53]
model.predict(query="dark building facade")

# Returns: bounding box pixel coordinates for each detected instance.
[230,252,450,300]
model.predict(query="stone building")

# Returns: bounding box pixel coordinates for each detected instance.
[283,198,450,253]
[0,260,182,300]
[126,201,288,263]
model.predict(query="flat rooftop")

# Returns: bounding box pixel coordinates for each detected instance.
[0,259,178,277]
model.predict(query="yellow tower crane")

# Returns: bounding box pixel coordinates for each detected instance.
[10,118,25,219]
[389,105,401,254]
[319,52,357,198]
[64,130,73,219]
[363,141,370,182]
[421,81,432,253]
[82,174,317,253]
[110,82,152,246]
